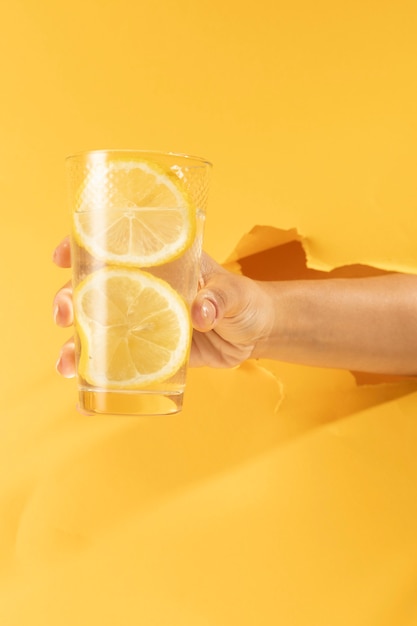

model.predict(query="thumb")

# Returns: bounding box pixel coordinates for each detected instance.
[191,274,241,332]
[191,294,218,332]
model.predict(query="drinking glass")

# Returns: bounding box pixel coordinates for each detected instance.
[66,150,212,416]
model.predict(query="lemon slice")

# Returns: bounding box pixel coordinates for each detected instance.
[74,267,191,389]
[73,159,195,266]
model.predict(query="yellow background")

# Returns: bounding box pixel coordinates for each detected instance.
[1,0,417,624]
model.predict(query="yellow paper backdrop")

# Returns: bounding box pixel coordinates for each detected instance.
[1,0,417,624]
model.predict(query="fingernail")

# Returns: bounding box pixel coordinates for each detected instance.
[201,299,216,326]
[53,302,60,324]
[56,349,75,378]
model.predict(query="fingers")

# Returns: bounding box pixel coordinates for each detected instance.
[53,236,71,268]
[56,338,76,378]
[54,280,75,377]
[53,237,74,378]
[53,280,73,327]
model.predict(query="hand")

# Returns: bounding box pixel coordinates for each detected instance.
[190,254,272,367]
[53,238,273,375]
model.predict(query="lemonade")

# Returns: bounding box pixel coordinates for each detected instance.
[67,151,211,416]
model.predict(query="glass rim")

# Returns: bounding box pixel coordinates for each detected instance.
[65,149,213,168]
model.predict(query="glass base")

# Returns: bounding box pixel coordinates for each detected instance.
[78,388,184,416]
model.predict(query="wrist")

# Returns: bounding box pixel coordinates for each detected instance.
[250,280,280,360]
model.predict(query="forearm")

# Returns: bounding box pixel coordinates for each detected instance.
[253,274,417,376]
